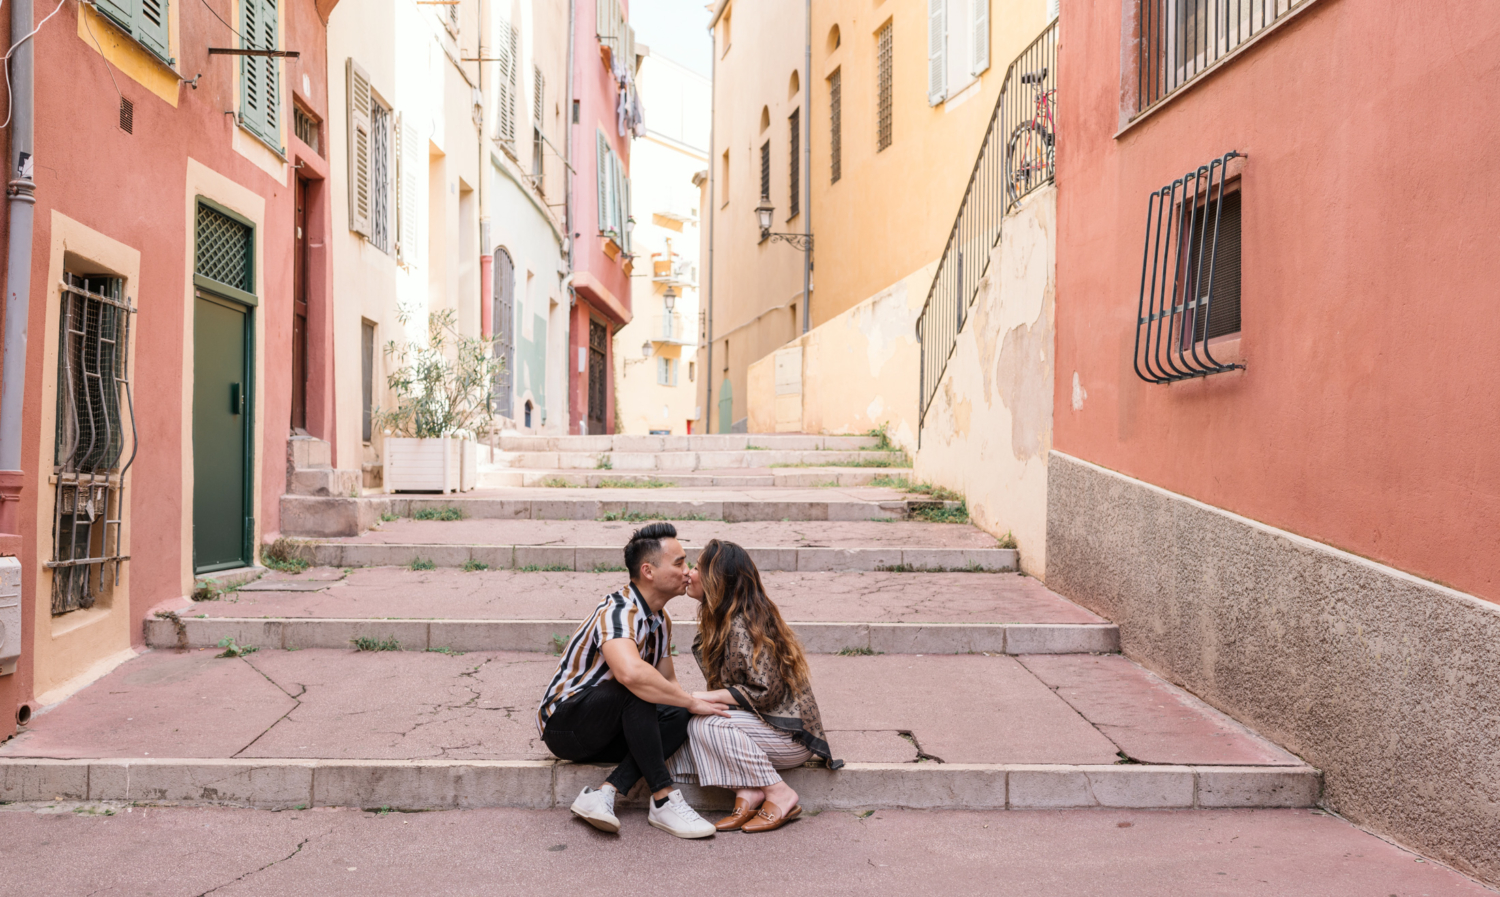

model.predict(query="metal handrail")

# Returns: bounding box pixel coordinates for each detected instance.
[916,21,1057,431]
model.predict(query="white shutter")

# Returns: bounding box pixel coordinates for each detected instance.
[1047,0,1059,22]
[347,58,372,237]
[971,0,990,75]
[395,114,420,265]
[928,0,947,105]
[597,133,610,233]
[496,19,516,149]
[620,162,632,253]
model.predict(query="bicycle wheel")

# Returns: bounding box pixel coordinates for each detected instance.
[1004,120,1056,208]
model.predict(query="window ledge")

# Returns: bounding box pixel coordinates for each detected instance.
[1115,0,1330,140]
[238,117,287,161]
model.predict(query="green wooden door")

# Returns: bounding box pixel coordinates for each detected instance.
[194,294,251,572]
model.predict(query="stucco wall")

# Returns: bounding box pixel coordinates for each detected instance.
[1046,451,1500,885]
[915,187,1054,572]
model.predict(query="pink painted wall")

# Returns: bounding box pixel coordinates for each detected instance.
[1053,0,1500,602]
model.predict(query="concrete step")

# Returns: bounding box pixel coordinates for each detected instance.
[0,649,1318,811]
[496,434,883,452]
[492,450,906,471]
[477,468,915,489]
[146,617,1119,656]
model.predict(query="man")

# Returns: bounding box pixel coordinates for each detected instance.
[537,522,728,838]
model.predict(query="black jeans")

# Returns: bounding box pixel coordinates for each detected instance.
[542,679,690,795]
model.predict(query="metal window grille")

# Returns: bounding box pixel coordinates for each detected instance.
[876,21,893,151]
[759,140,771,202]
[916,21,1056,428]
[50,274,137,615]
[361,321,375,442]
[369,101,391,253]
[196,204,253,293]
[829,69,842,183]
[788,108,800,217]
[294,106,320,153]
[1136,0,1306,116]
[1133,151,1244,383]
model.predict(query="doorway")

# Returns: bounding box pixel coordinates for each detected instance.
[194,293,252,571]
[291,176,309,431]
[587,318,607,435]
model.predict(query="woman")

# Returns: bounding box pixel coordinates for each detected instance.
[666,538,841,832]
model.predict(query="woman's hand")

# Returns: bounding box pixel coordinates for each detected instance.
[686,696,732,717]
[692,689,738,707]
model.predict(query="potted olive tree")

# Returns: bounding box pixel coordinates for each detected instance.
[375,307,502,493]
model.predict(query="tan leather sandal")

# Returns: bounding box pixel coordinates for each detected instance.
[714,796,763,832]
[740,800,802,833]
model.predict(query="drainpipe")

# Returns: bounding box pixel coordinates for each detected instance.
[702,24,716,435]
[477,0,491,341]
[800,0,811,335]
[563,0,576,433]
[0,0,37,531]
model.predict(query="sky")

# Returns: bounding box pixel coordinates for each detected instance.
[630,0,715,78]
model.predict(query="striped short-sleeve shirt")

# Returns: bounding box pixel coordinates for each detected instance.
[537,583,670,736]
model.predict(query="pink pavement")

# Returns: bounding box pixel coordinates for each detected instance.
[0,803,1488,897]
[0,649,1294,767]
[193,568,1104,624]
[329,518,1001,548]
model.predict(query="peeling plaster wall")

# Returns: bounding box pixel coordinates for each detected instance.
[746,263,932,451]
[915,187,1055,574]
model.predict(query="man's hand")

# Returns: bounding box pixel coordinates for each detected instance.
[692,689,738,707]
[602,638,726,714]
[687,696,732,718]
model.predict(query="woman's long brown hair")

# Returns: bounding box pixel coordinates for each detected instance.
[696,539,810,692]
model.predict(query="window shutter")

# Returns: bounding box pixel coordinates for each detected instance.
[400,118,420,263]
[928,0,947,105]
[94,0,134,34]
[620,164,632,253]
[240,0,280,146]
[596,134,610,233]
[136,0,171,60]
[496,21,518,151]
[1047,0,1059,22]
[394,113,406,263]
[971,0,989,75]
[347,58,372,237]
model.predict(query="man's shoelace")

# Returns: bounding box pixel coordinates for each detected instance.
[669,797,706,822]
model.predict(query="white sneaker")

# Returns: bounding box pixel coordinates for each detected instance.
[647,789,716,839]
[570,786,620,833]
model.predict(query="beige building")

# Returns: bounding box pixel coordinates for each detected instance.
[699,0,809,433]
[614,53,710,435]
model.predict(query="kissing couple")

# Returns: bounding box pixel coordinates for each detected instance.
[536,522,841,838]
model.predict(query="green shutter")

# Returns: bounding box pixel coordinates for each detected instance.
[94,0,134,33]
[596,133,609,233]
[96,0,171,64]
[240,0,281,149]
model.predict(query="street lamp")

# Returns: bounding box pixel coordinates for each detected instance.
[753,199,813,251]
[624,339,653,369]
[662,286,677,312]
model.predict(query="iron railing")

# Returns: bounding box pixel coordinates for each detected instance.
[1137,0,1308,115]
[1133,151,1245,383]
[916,21,1057,428]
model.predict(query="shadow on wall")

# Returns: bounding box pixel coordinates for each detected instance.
[914,186,1056,575]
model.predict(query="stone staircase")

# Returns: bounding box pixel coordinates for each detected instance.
[286,435,361,498]
[1,475,1321,813]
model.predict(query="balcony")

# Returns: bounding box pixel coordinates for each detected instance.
[651,257,697,288]
[650,313,693,345]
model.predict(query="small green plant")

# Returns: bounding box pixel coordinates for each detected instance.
[869,474,912,489]
[770,456,909,469]
[216,637,257,658]
[427,646,466,656]
[353,636,401,652]
[410,558,437,571]
[911,499,971,525]
[520,563,574,573]
[836,646,881,657]
[540,477,576,488]
[815,479,841,488]
[595,477,671,489]
[191,583,221,602]
[875,562,1000,574]
[997,531,1018,550]
[262,537,310,574]
[380,511,401,523]
[595,454,614,470]
[414,506,465,521]
[72,806,116,816]
[371,307,502,439]
[599,510,708,523]
[461,559,489,572]
[590,563,628,573]
[551,633,568,655]
[864,422,895,452]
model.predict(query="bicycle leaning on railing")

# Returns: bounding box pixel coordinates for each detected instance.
[1004,67,1056,209]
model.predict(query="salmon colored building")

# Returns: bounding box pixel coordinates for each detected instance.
[0,0,334,738]
[1050,0,1500,881]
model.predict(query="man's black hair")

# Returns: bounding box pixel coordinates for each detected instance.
[624,522,678,581]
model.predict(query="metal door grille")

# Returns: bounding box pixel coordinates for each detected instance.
[50,274,137,615]
[195,205,253,292]
[587,319,607,433]
[829,69,842,183]
[877,22,893,151]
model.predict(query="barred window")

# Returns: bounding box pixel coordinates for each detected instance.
[1136,0,1308,115]
[877,21,893,151]
[369,100,391,254]
[788,108,800,217]
[294,105,320,154]
[829,69,842,183]
[760,140,771,201]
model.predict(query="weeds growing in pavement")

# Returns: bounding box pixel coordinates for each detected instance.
[409,558,437,571]
[216,637,258,658]
[427,646,466,656]
[875,562,999,574]
[595,455,614,470]
[191,583,222,602]
[911,499,971,525]
[414,506,465,521]
[353,636,401,652]
[770,456,908,469]
[599,510,708,523]
[864,422,895,452]
[461,559,489,572]
[591,563,628,573]
[262,537,310,574]
[540,477,577,488]
[836,646,882,656]
[869,474,911,489]
[551,634,568,655]
[595,477,671,489]
[380,511,401,522]
[520,563,574,573]
[997,531,1018,550]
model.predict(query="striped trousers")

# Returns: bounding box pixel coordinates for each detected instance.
[667,710,813,789]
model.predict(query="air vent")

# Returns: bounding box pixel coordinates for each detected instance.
[119,97,134,134]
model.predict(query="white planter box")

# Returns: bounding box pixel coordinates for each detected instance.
[384,437,476,493]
